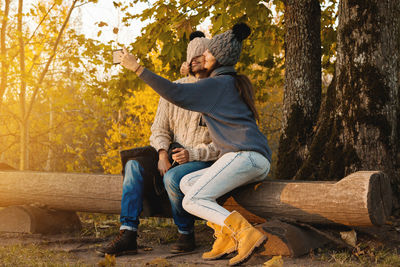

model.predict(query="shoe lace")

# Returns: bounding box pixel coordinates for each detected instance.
[109,230,124,247]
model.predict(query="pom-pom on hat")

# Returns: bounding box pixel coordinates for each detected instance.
[207,23,251,66]
[186,31,210,64]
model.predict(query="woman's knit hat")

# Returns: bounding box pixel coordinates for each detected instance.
[208,23,251,66]
[186,31,210,64]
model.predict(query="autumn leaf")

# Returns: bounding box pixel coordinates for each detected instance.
[97,253,116,267]
[264,255,283,267]
[97,21,109,27]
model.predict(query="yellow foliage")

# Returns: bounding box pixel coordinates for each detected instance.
[101,86,159,174]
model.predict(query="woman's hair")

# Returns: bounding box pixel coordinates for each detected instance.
[208,61,259,121]
[234,74,259,121]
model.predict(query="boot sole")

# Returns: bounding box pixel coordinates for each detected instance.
[170,248,195,254]
[202,246,236,260]
[229,235,268,266]
[96,249,138,257]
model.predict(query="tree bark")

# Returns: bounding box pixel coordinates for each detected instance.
[277,0,321,179]
[336,0,400,199]
[292,0,400,206]
[0,170,392,226]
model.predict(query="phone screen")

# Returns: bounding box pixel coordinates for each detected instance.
[112,49,123,64]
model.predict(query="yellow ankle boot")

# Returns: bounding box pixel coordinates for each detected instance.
[202,221,236,260]
[224,211,267,266]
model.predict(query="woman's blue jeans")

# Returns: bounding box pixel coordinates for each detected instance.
[120,159,212,234]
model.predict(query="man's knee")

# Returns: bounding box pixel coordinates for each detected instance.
[163,170,180,193]
[123,160,143,185]
[126,159,142,170]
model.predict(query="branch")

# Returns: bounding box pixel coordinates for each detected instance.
[0,141,18,154]
[26,2,56,46]
[25,0,78,122]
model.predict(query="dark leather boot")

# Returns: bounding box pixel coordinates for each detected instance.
[170,232,196,253]
[96,230,137,257]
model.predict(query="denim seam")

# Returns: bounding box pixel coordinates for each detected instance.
[191,153,241,200]
[194,201,228,218]
[185,173,203,187]
[248,152,264,170]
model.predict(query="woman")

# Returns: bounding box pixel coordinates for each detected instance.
[119,23,271,265]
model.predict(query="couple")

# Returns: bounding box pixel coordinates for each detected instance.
[98,23,272,266]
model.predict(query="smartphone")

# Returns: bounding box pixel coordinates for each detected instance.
[112,49,123,64]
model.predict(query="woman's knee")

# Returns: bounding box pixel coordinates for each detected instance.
[182,195,195,213]
[179,175,190,195]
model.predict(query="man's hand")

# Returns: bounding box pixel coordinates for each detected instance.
[180,62,190,76]
[172,148,189,164]
[158,150,171,176]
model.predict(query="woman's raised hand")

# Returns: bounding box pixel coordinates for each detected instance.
[120,47,141,73]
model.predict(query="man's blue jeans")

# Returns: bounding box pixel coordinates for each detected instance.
[120,159,212,233]
[163,161,212,234]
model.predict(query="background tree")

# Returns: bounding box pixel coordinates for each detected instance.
[276,0,322,179]
[0,0,11,109]
[290,0,400,205]
[0,0,112,172]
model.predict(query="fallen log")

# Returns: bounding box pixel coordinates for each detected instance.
[224,171,392,226]
[0,170,392,226]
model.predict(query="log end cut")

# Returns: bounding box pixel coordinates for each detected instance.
[367,172,392,225]
[0,205,82,234]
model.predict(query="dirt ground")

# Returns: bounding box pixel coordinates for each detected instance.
[1,214,400,266]
[0,230,327,267]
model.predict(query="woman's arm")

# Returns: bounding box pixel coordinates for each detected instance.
[120,49,224,114]
[138,68,221,114]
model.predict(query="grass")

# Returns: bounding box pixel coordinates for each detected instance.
[315,246,400,267]
[0,244,89,267]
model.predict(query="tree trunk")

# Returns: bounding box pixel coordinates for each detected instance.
[277,0,322,179]
[292,0,400,207]
[0,170,391,226]
[0,0,10,109]
[18,0,28,171]
[45,100,53,171]
[19,119,29,170]
[335,0,400,199]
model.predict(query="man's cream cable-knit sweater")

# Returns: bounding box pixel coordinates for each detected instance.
[149,76,220,162]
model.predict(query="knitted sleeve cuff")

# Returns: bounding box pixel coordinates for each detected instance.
[150,140,170,153]
[187,148,199,162]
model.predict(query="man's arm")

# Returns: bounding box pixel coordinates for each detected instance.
[150,97,172,152]
[150,97,173,175]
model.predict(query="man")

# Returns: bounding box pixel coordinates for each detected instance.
[96,31,219,256]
